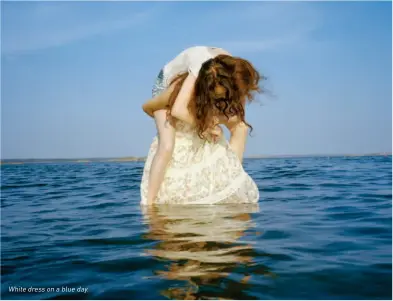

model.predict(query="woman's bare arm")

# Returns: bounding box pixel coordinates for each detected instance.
[144,72,225,142]
[142,74,196,123]
[142,95,167,118]
[226,121,249,163]
[224,98,249,162]
[170,73,197,125]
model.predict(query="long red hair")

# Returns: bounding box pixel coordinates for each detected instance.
[167,54,262,138]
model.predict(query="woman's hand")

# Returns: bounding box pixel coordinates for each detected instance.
[222,115,241,133]
[202,115,223,143]
[207,124,224,143]
[221,115,249,162]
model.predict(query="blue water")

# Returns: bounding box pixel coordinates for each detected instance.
[1,156,392,300]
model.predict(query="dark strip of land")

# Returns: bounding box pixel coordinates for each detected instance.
[0,153,391,165]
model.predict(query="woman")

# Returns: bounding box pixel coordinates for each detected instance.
[141,51,262,205]
[142,46,232,205]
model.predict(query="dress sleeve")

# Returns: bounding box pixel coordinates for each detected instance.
[187,47,215,77]
[210,47,232,56]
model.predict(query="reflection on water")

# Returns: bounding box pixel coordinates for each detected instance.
[142,204,271,300]
[1,158,391,299]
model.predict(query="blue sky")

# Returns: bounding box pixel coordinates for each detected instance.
[1,1,391,159]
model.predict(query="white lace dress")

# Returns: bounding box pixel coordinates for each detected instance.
[140,121,259,205]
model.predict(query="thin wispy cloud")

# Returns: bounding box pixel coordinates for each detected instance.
[1,2,162,55]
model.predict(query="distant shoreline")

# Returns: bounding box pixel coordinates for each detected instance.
[0,153,391,165]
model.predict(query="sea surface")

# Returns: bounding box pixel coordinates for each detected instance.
[1,156,392,300]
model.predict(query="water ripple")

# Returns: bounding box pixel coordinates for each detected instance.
[1,157,392,299]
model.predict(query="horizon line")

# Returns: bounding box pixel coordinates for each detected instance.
[1,152,391,162]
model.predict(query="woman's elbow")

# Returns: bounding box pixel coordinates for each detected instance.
[142,104,153,117]
[170,106,184,120]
